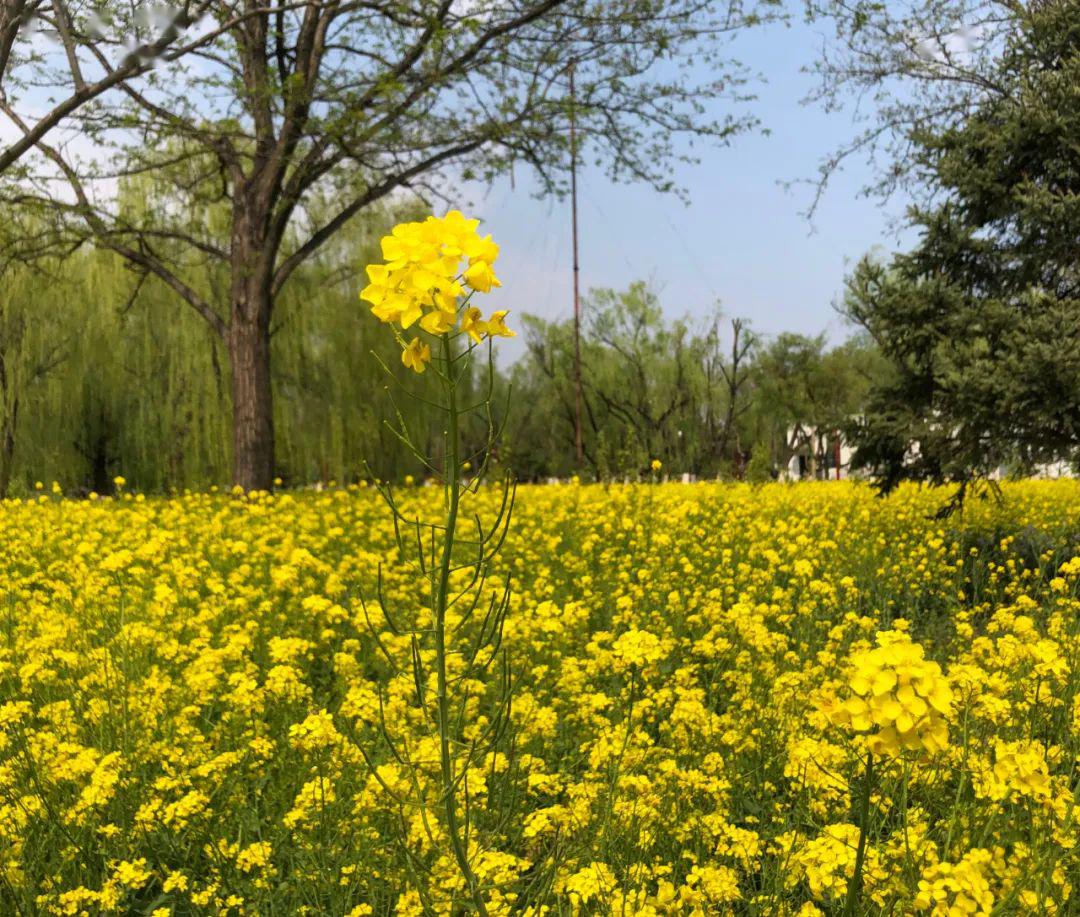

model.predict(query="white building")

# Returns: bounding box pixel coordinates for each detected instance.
[783,425,855,481]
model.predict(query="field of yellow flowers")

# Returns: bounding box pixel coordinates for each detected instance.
[0,480,1077,915]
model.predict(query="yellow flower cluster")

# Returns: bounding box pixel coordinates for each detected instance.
[0,480,1076,913]
[610,627,665,671]
[359,211,513,373]
[793,823,886,903]
[914,849,995,914]
[973,739,1053,801]
[825,630,953,756]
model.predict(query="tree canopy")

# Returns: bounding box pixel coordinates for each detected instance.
[842,0,1080,495]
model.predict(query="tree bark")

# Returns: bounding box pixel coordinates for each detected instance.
[226,177,281,492]
[228,312,274,492]
[0,398,16,499]
[0,342,15,498]
[228,277,275,492]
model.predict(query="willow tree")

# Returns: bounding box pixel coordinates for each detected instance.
[9,0,779,490]
[0,263,67,496]
[0,205,436,495]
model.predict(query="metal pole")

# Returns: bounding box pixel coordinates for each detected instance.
[569,62,584,467]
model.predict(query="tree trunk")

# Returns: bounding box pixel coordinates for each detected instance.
[226,182,281,493]
[0,345,13,498]
[228,299,274,492]
[0,398,16,499]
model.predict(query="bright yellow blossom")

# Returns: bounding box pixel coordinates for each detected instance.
[485,310,515,338]
[795,823,886,902]
[460,306,486,343]
[914,849,994,914]
[0,479,1077,911]
[401,337,431,373]
[824,630,953,756]
[360,211,511,372]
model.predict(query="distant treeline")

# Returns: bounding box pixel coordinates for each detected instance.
[505,283,885,482]
[0,215,884,495]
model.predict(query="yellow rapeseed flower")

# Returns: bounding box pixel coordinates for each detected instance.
[824,630,953,756]
[401,337,431,373]
[0,479,1077,911]
[914,849,994,914]
[360,211,512,372]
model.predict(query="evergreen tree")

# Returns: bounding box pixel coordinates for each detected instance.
[843,0,1080,494]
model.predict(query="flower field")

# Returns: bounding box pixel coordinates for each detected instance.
[0,480,1077,915]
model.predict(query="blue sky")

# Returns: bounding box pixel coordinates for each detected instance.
[470,15,916,358]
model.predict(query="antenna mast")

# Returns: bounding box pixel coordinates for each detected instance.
[569,62,584,467]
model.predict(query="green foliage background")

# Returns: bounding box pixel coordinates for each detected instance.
[838,0,1080,493]
[0,236,883,496]
[0,210,446,494]
[0,180,885,496]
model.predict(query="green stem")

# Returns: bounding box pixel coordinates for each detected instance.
[944,706,970,858]
[435,333,488,916]
[843,750,873,917]
[899,759,911,878]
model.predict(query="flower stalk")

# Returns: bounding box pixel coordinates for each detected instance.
[433,334,487,915]
[359,212,517,912]
[842,749,873,917]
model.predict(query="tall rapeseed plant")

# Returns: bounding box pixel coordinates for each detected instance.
[359,212,517,914]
